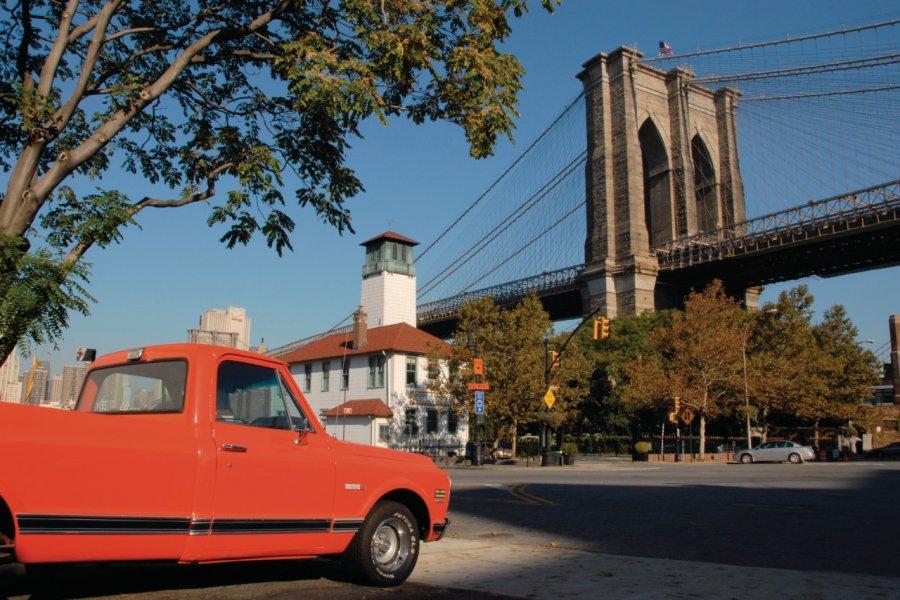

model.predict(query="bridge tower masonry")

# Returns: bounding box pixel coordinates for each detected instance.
[578,46,756,317]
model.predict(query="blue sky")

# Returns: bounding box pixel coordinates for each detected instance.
[20,0,899,372]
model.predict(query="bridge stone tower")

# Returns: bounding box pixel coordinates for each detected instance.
[578,47,750,316]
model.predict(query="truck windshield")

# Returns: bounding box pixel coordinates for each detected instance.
[76,360,187,413]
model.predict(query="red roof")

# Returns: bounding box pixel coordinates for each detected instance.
[277,322,449,363]
[360,231,419,246]
[323,399,393,418]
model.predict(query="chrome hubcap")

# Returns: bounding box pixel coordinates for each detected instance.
[371,517,410,572]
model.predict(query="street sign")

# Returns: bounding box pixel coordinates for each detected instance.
[543,388,556,410]
[681,406,696,425]
[467,382,490,391]
[475,391,485,414]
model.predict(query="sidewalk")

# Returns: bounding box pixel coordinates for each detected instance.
[414,538,900,600]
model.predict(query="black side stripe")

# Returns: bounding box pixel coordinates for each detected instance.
[17,514,362,536]
[332,519,364,532]
[17,515,191,535]
[210,519,331,534]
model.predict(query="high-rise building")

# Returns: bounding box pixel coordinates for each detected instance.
[61,364,88,405]
[0,348,20,403]
[49,373,64,405]
[21,360,50,405]
[3,381,22,404]
[188,306,251,350]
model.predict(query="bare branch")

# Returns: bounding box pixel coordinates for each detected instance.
[36,0,82,96]
[133,162,234,210]
[51,0,125,134]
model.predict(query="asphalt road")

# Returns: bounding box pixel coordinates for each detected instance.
[2,458,898,599]
[445,458,900,577]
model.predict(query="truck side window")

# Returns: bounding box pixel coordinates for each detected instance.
[217,361,296,430]
[79,360,187,413]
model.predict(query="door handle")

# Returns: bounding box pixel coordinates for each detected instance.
[221,444,248,453]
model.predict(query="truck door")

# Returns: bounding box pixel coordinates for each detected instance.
[204,359,336,560]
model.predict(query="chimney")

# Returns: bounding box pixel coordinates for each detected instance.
[352,307,368,349]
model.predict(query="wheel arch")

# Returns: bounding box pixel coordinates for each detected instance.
[377,489,430,539]
[0,496,14,539]
[0,495,15,563]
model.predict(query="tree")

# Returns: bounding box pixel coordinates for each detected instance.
[812,305,880,422]
[747,286,825,443]
[426,294,552,457]
[622,281,745,459]
[749,287,880,448]
[0,0,559,362]
[584,311,668,434]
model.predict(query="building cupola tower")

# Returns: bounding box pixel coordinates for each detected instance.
[359,231,418,327]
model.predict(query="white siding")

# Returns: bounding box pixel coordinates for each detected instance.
[360,272,416,327]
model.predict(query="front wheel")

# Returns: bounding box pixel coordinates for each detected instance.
[342,500,419,587]
[788,452,802,464]
[740,453,753,464]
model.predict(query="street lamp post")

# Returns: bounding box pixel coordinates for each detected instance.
[742,308,777,450]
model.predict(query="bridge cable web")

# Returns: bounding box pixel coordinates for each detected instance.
[416,94,588,304]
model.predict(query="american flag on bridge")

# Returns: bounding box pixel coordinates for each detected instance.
[658,41,673,57]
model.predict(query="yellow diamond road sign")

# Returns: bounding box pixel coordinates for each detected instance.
[543,388,556,409]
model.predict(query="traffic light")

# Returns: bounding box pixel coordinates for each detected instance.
[549,351,560,370]
[674,396,681,415]
[593,317,610,340]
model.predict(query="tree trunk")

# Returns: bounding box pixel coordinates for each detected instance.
[699,414,706,460]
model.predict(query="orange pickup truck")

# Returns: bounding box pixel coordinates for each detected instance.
[0,344,450,586]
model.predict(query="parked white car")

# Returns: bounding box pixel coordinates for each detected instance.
[734,440,816,464]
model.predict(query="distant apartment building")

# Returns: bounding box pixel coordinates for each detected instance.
[0,348,20,403]
[3,381,22,405]
[188,306,251,350]
[49,373,64,405]
[61,364,88,405]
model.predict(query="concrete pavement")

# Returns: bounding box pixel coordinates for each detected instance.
[414,533,900,600]
[412,457,900,600]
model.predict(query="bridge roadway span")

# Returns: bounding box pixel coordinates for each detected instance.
[417,179,900,338]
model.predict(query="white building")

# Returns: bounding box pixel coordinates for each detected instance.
[275,231,467,456]
[189,306,251,349]
[0,348,20,403]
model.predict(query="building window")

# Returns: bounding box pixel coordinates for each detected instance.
[341,359,350,390]
[321,361,330,392]
[303,364,312,393]
[426,359,439,383]
[401,245,407,262]
[426,408,438,434]
[406,357,417,387]
[391,242,398,260]
[368,355,384,388]
[379,424,391,443]
[448,409,458,434]
[404,408,419,436]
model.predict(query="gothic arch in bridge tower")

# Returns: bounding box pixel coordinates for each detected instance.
[691,134,718,234]
[578,46,749,318]
[639,118,674,250]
